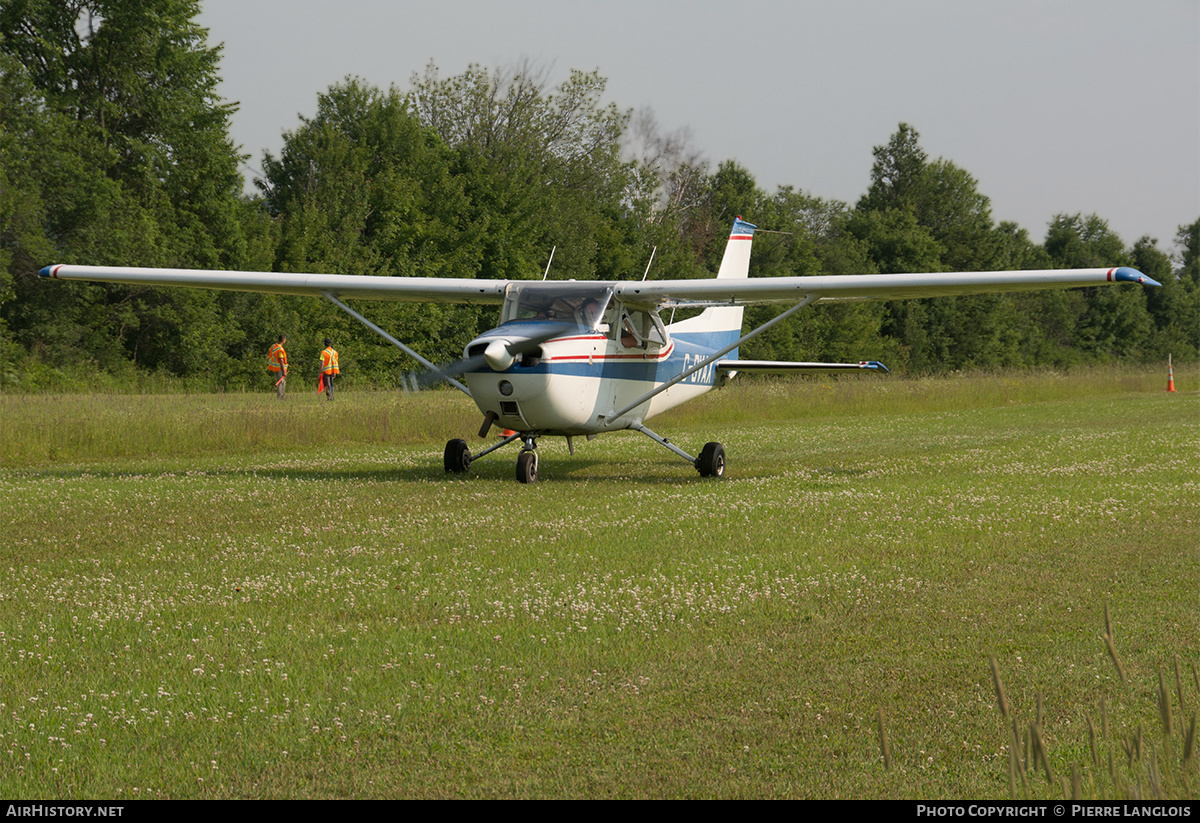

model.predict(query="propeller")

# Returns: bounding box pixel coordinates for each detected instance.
[408,323,577,391]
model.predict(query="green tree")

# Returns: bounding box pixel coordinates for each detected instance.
[0,48,165,383]
[1134,230,1199,360]
[410,62,644,283]
[858,123,928,214]
[1171,219,1200,359]
[1044,214,1149,360]
[754,187,892,365]
[258,78,486,376]
[1179,219,1200,288]
[2,0,246,267]
[992,222,1078,366]
[1,0,257,386]
[858,123,997,270]
[261,79,474,278]
[852,124,1113,370]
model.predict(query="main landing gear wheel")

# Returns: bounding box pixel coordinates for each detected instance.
[444,439,472,473]
[696,441,725,478]
[516,450,539,484]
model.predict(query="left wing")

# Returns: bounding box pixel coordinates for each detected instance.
[612,267,1159,307]
[41,264,1158,307]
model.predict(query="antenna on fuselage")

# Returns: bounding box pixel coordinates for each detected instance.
[542,246,556,280]
[641,246,657,281]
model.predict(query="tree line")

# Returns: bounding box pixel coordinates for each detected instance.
[2,0,1196,391]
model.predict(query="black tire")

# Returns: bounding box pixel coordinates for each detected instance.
[443,439,472,473]
[516,450,538,484]
[696,441,725,478]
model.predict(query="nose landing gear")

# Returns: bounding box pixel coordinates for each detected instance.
[443,430,542,483]
[515,449,539,483]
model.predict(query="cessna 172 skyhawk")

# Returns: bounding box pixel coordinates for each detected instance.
[41,218,1159,482]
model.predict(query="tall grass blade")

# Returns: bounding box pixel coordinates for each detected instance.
[877,708,891,770]
[1087,715,1098,767]
[1030,722,1053,784]
[1174,654,1185,712]
[1104,632,1127,685]
[1183,712,1196,765]
[990,656,1011,718]
[1158,671,1173,736]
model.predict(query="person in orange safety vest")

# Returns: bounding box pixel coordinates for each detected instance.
[319,337,339,401]
[267,334,288,399]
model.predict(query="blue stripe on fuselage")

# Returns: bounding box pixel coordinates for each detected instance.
[466,326,740,387]
[668,327,740,386]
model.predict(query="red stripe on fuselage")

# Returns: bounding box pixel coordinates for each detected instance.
[551,334,607,343]
[545,342,675,362]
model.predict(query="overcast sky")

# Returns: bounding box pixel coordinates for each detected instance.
[197,0,1199,257]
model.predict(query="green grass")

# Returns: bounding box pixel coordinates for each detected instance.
[0,367,1196,798]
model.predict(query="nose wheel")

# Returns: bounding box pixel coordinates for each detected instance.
[516,449,539,484]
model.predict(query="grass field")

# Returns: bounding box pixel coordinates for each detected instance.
[1,367,1197,798]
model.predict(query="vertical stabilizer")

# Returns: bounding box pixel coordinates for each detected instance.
[669,218,755,343]
[715,217,756,279]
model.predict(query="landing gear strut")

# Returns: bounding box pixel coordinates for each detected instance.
[443,430,539,482]
[629,422,727,479]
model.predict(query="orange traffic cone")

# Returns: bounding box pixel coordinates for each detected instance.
[1167,355,1176,392]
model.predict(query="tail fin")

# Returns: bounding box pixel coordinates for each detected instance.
[715,217,756,280]
[670,218,755,341]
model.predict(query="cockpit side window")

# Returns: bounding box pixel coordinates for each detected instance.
[610,306,668,349]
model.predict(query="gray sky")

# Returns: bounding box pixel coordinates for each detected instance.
[198,0,1199,257]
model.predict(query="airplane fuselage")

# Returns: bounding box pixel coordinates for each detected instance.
[461,313,741,435]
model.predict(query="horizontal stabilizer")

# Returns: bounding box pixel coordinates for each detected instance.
[717,359,889,374]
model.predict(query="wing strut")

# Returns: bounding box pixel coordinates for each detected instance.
[629,421,697,464]
[322,293,472,397]
[608,293,820,421]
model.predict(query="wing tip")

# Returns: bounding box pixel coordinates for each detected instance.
[39,265,58,278]
[1111,267,1160,287]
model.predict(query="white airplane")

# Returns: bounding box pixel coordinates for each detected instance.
[40,218,1159,482]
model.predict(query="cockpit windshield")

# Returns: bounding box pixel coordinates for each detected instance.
[500,283,615,331]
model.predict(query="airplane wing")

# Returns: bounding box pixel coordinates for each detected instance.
[41,264,1158,307]
[611,267,1159,307]
[39,265,511,304]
